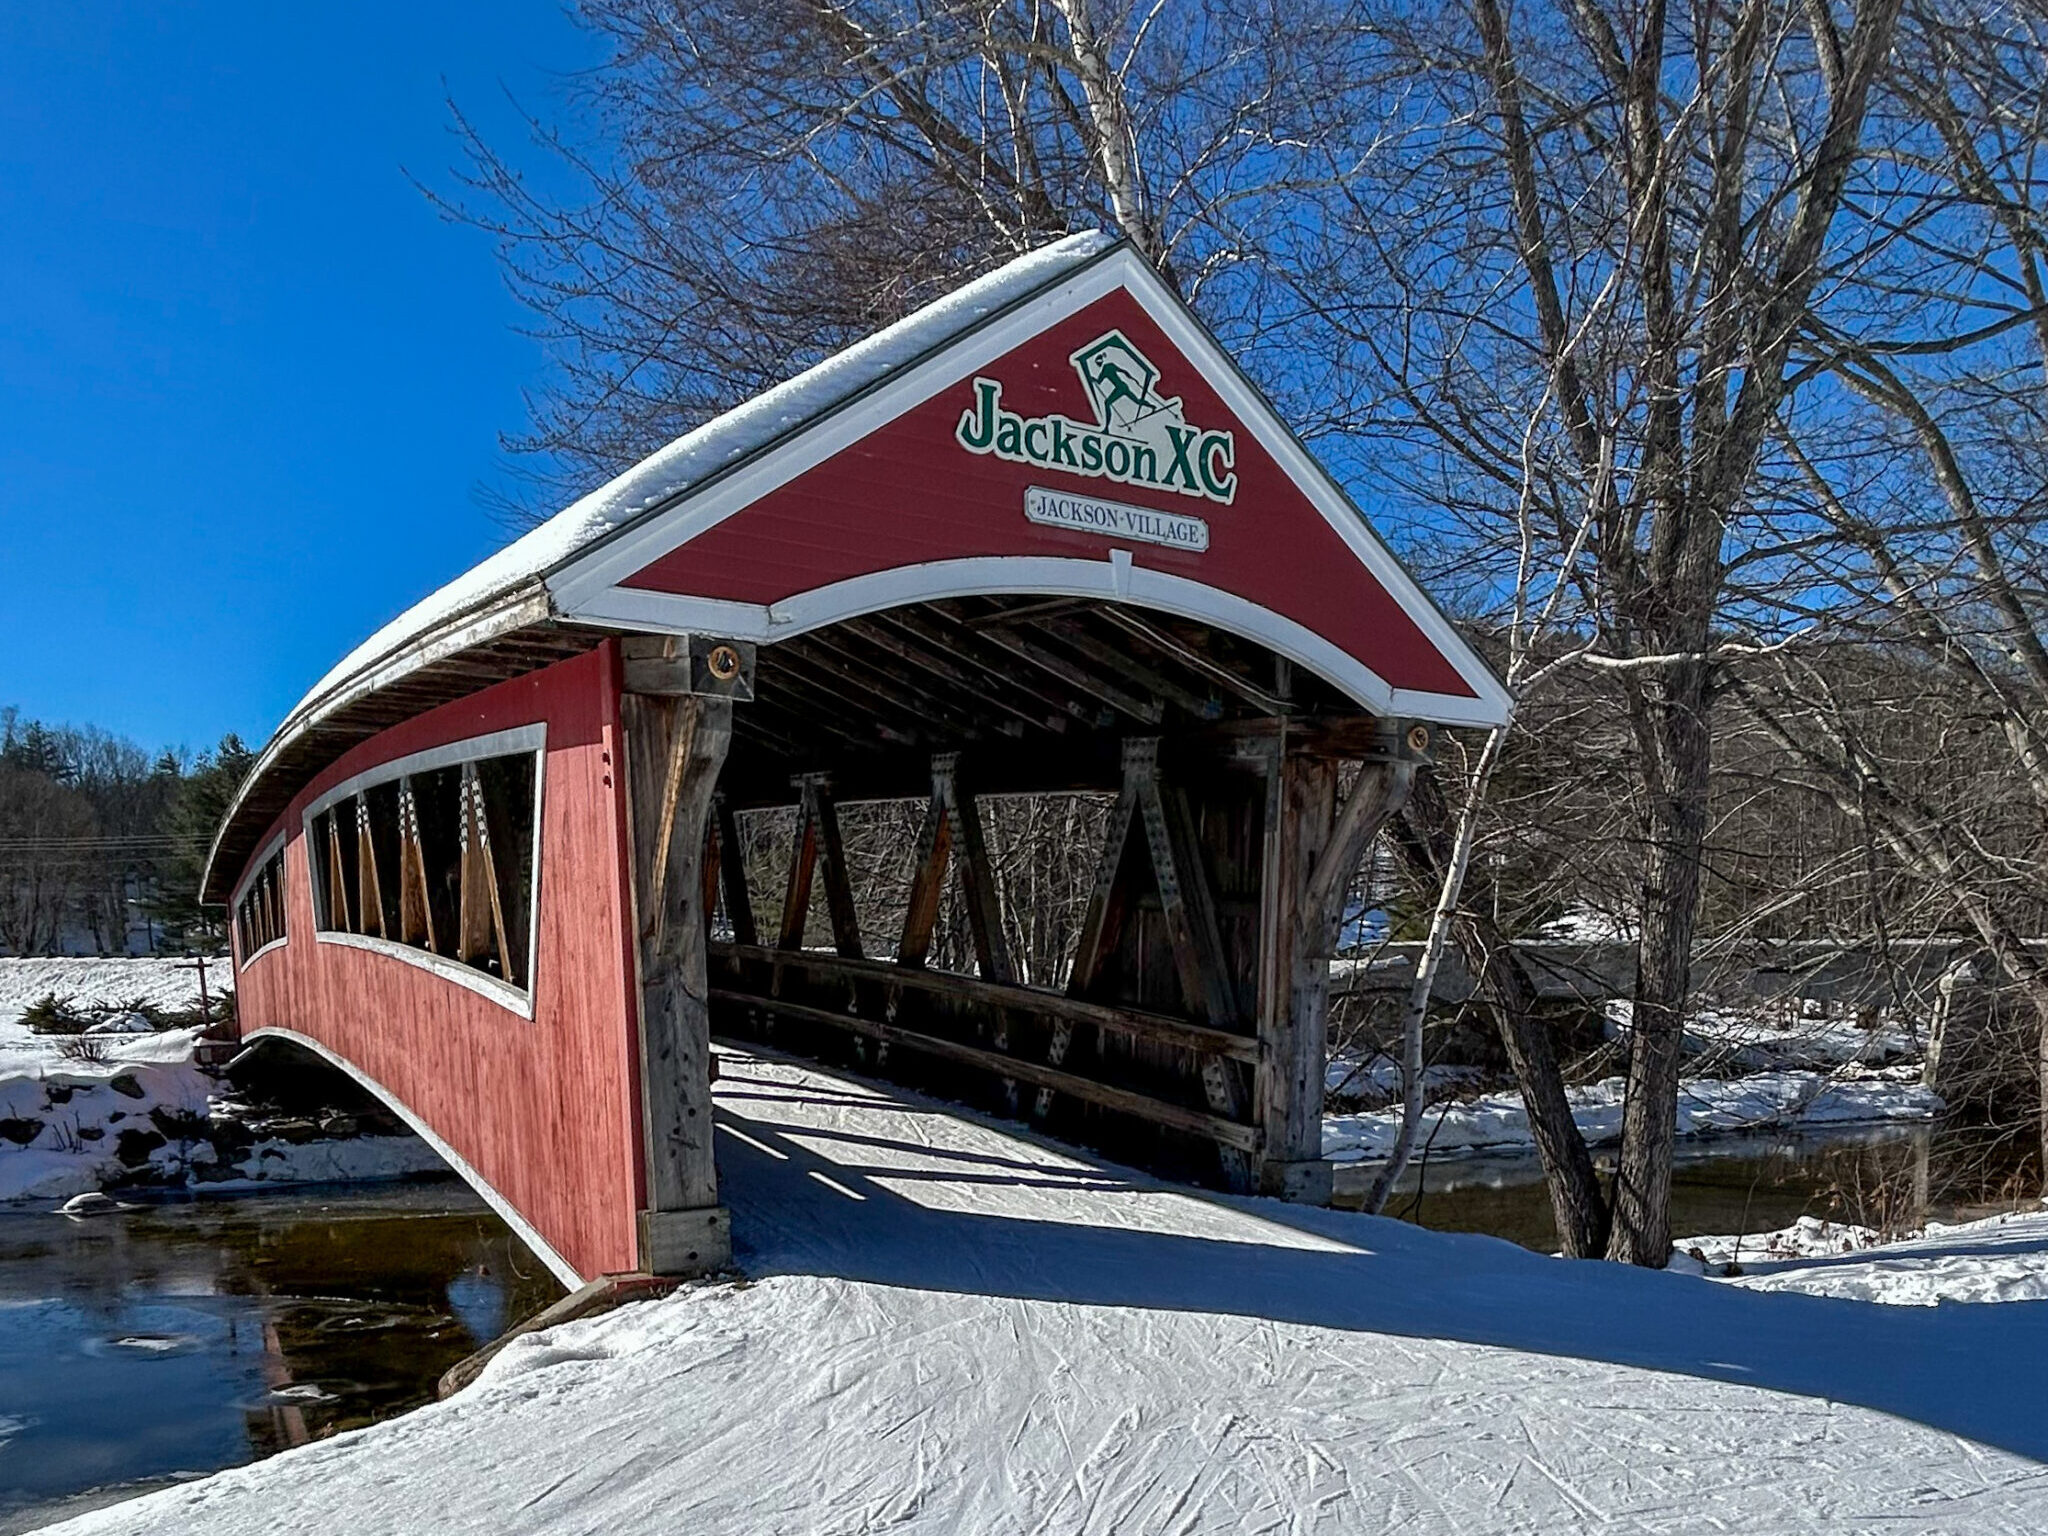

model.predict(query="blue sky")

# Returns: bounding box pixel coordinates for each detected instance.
[0,4,597,756]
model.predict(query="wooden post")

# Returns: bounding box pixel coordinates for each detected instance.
[713,794,757,946]
[621,633,754,1276]
[1254,724,1418,1202]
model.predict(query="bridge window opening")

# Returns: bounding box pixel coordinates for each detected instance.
[302,733,544,1002]
[234,842,288,965]
[727,791,1116,990]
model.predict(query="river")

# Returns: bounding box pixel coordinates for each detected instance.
[0,1179,562,1534]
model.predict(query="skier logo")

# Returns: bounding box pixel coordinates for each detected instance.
[1071,333,1175,435]
[954,329,1238,504]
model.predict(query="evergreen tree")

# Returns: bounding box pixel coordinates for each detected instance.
[145,733,254,951]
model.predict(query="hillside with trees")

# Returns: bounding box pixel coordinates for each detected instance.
[0,708,250,956]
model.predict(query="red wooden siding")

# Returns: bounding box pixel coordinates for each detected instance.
[621,286,1476,700]
[230,643,644,1282]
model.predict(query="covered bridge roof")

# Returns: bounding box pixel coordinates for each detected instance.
[204,233,1507,902]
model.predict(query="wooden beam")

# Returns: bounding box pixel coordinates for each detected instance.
[838,617,1064,734]
[973,624,1165,725]
[622,686,733,1270]
[456,761,512,980]
[757,668,920,750]
[943,757,1012,984]
[396,775,437,953]
[960,595,1097,630]
[1067,755,1144,999]
[713,943,1259,1064]
[778,790,819,952]
[356,798,385,939]
[1039,615,1222,721]
[878,609,1103,728]
[1254,743,1414,1201]
[782,635,988,741]
[709,988,1260,1154]
[324,811,353,934]
[799,629,1007,739]
[714,793,757,947]
[1132,747,1238,1029]
[801,774,864,960]
[896,767,953,970]
[1096,607,1289,715]
[1127,741,1251,1187]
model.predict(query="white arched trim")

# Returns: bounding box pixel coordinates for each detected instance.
[241,1026,585,1288]
[570,554,1509,729]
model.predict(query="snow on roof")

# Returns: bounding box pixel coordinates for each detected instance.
[291,231,1120,723]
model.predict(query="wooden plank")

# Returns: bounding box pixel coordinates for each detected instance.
[1067,753,1144,999]
[1096,607,1289,715]
[712,793,758,947]
[802,774,864,960]
[778,789,819,952]
[713,942,1259,1064]
[709,988,1260,1154]
[896,767,953,970]
[942,758,1012,984]
[623,690,732,1230]
[397,775,437,953]
[356,799,385,939]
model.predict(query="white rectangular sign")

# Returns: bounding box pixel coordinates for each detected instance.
[1023,485,1210,553]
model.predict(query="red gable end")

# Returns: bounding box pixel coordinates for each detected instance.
[619,288,1477,702]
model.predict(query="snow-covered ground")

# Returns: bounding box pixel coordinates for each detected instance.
[1605,997,1920,1069]
[1323,1065,1941,1163]
[0,1017,444,1203]
[1679,1208,2048,1307]
[0,959,441,1204]
[0,955,229,1019]
[43,1045,2048,1535]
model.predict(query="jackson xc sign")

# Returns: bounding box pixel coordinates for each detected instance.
[955,329,1239,504]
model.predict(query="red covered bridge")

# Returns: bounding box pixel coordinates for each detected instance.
[203,234,1509,1289]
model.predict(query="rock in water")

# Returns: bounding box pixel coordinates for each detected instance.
[58,1190,121,1217]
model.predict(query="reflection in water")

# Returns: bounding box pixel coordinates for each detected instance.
[1351,1118,2040,1253]
[0,1180,563,1534]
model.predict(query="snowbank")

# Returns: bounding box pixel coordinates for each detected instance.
[1324,1067,1940,1163]
[1606,997,1919,1069]
[41,1048,2048,1535]
[1683,1209,2048,1307]
[0,1017,442,1203]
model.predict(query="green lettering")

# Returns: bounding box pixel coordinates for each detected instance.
[1198,431,1237,502]
[956,379,1000,452]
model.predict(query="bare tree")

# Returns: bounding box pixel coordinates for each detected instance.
[438,0,1387,514]
[1317,0,1906,1262]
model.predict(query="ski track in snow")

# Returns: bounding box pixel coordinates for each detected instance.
[40,1046,2048,1534]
